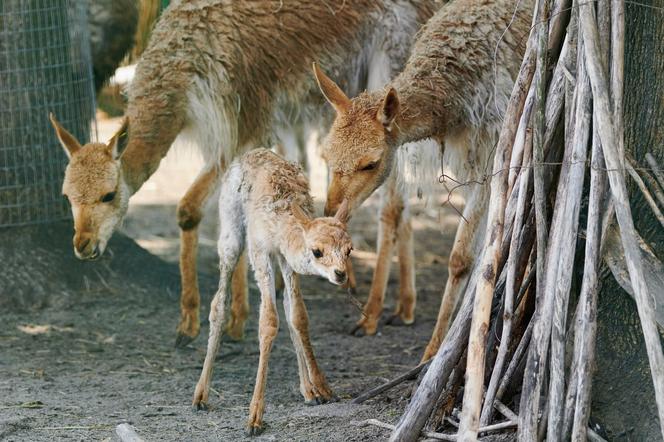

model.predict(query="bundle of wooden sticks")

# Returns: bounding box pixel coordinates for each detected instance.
[353,0,664,439]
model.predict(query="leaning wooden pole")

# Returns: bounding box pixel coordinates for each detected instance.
[569,106,607,442]
[455,19,538,442]
[517,0,552,437]
[545,35,592,440]
[579,0,664,438]
[389,275,478,442]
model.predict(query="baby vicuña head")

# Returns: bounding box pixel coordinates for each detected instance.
[290,200,353,286]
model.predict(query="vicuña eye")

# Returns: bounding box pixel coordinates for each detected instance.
[312,249,323,259]
[101,192,116,203]
[360,161,378,171]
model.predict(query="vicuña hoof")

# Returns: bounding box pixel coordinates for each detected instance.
[349,318,377,337]
[175,331,197,348]
[385,313,414,327]
[246,424,265,436]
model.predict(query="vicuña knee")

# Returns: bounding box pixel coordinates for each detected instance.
[177,200,203,230]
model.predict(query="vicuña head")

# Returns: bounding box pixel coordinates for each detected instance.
[50,113,130,260]
[313,63,402,218]
[289,199,353,286]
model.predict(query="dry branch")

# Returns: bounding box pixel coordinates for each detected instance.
[481,132,533,426]
[545,35,592,441]
[357,418,516,441]
[390,271,478,441]
[603,225,664,326]
[646,153,664,191]
[625,156,664,228]
[456,12,538,439]
[567,114,608,442]
[518,0,553,437]
[580,0,664,438]
[116,423,145,442]
[351,362,430,404]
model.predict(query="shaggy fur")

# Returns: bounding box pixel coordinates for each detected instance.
[193,149,352,433]
[53,0,436,347]
[317,0,533,360]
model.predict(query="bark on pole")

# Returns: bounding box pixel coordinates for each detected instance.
[545,39,591,441]
[580,0,664,438]
[569,103,607,442]
[455,21,538,442]
[390,274,478,442]
[480,107,533,426]
[517,0,552,437]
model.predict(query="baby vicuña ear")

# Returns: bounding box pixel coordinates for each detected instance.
[334,199,351,224]
[291,203,311,228]
[377,87,400,131]
[107,117,129,160]
[312,62,351,114]
[49,112,81,159]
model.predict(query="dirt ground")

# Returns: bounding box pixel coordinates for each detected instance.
[0,118,469,441]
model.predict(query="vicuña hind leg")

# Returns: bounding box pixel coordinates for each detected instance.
[192,238,244,409]
[176,166,220,347]
[226,251,249,340]
[176,165,249,347]
[387,208,416,326]
[421,184,489,362]
[278,257,335,405]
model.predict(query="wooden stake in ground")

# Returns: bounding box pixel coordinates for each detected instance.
[545,39,592,440]
[390,273,479,442]
[518,0,552,437]
[455,15,538,442]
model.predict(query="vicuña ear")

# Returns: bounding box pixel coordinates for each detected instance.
[334,199,351,224]
[107,117,129,160]
[49,113,81,159]
[291,203,311,227]
[377,87,400,131]
[312,62,351,113]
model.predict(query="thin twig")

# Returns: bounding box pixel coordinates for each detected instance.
[625,157,664,228]
[646,153,664,191]
[355,418,516,441]
[351,362,431,404]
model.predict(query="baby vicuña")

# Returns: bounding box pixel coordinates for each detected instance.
[192,149,353,434]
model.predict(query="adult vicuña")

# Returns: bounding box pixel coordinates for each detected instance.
[315,0,532,361]
[192,148,352,434]
[49,0,435,347]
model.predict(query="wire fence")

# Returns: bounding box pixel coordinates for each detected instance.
[0,0,96,227]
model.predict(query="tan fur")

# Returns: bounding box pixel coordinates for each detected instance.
[52,0,435,346]
[316,0,532,360]
[192,149,352,433]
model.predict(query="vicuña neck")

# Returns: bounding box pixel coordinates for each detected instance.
[390,75,458,146]
[277,215,312,275]
[120,109,185,194]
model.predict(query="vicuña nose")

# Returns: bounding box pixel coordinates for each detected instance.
[76,237,91,254]
[334,269,346,279]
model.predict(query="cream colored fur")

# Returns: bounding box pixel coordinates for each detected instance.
[192,149,352,434]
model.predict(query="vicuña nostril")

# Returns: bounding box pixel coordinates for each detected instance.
[77,238,91,253]
[334,270,346,279]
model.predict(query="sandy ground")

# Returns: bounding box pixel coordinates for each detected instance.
[0,117,469,441]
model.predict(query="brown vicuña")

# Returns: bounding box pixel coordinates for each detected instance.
[315,0,533,361]
[49,0,436,347]
[193,148,352,434]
